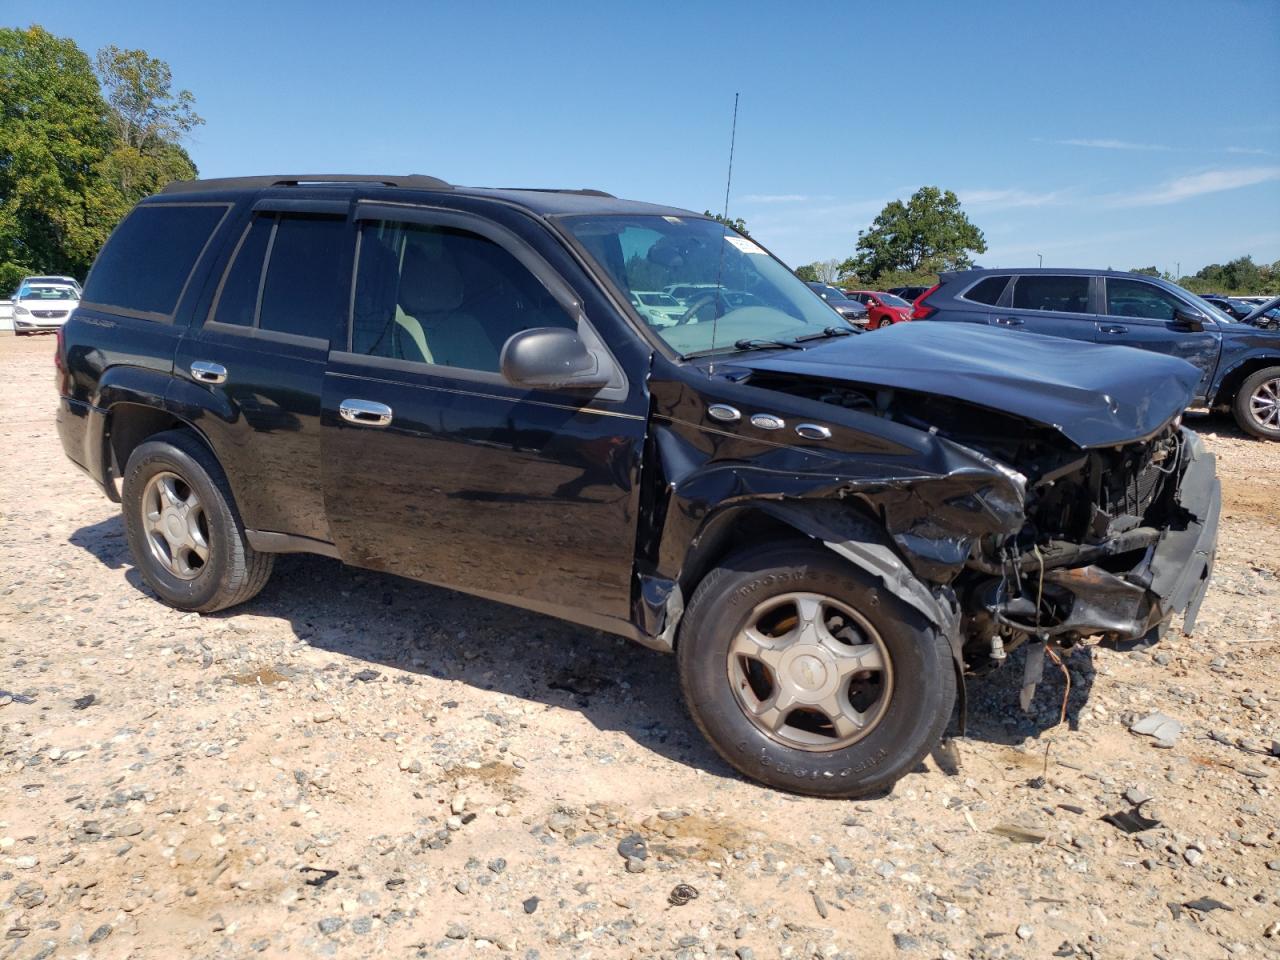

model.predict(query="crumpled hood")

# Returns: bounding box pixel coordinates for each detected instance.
[740,322,1199,448]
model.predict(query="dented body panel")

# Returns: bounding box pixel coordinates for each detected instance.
[633,330,1218,679]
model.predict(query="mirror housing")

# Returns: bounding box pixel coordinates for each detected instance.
[1172,306,1205,332]
[501,327,611,391]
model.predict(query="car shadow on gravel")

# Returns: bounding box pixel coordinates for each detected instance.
[69,514,1120,790]
[957,641,1102,749]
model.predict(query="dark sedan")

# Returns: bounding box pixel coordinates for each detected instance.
[805,281,868,325]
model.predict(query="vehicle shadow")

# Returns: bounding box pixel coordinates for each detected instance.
[69,515,1114,791]
[957,641,1102,748]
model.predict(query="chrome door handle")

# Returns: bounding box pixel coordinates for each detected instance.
[993,316,1024,326]
[340,398,393,427]
[190,361,227,384]
[1100,324,1128,335]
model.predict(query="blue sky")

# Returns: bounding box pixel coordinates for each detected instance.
[9,0,1280,274]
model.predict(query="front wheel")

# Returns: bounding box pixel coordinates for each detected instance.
[122,430,274,612]
[1233,366,1280,440]
[677,545,956,797]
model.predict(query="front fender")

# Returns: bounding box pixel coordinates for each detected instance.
[1211,341,1280,404]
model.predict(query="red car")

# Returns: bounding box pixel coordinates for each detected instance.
[844,290,913,330]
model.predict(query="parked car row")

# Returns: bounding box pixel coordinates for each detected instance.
[55,176,1222,799]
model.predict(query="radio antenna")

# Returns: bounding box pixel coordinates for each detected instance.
[709,92,739,369]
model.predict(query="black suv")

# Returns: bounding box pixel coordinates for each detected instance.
[916,268,1280,439]
[57,175,1219,798]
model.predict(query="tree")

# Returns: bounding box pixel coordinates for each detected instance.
[95,45,200,198]
[794,263,819,282]
[0,26,116,290]
[841,186,986,284]
[812,258,843,284]
[703,211,750,238]
[0,27,202,291]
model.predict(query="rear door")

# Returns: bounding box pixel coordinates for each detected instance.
[173,200,353,545]
[320,203,647,630]
[995,274,1097,341]
[1096,276,1220,402]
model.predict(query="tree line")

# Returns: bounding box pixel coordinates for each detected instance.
[1129,257,1280,296]
[0,25,201,292]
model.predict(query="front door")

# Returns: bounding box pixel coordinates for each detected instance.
[1096,277,1220,403]
[320,205,647,630]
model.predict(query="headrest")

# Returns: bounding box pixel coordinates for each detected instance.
[398,244,463,315]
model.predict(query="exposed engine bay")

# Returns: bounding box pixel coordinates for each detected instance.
[747,373,1218,672]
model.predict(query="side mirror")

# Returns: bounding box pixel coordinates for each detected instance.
[1172,306,1204,332]
[501,327,611,391]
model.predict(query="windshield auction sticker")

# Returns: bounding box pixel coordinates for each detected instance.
[725,236,766,255]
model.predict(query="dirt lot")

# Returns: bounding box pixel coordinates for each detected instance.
[1,331,1277,960]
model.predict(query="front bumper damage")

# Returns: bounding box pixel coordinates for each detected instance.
[1028,430,1219,644]
[1013,431,1218,710]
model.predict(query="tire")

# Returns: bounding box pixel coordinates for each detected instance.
[121,429,274,612]
[1232,366,1280,440]
[677,544,955,798]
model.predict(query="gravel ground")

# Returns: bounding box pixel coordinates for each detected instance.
[1,331,1278,960]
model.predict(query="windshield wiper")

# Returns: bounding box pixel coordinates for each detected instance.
[732,337,804,351]
[792,325,856,343]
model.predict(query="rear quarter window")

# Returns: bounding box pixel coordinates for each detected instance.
[961,275,1010,305]
[82,203,229,319]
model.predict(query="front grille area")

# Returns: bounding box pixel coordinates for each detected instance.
[1095,430,1178,535]
[33,310,68,319]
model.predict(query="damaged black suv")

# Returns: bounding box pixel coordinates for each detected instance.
[57,175,1220,797]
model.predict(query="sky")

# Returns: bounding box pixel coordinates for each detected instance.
[8,0,1280,275]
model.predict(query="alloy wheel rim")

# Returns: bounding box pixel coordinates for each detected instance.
[141,471,210,580]
[1249,377,1280,430]
[727,591,894,752]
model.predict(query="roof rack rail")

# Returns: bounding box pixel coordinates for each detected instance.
[495,187,616,198]
[160,174,452,195]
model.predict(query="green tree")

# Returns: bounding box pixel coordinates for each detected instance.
[0,28,202,291]
[0,25,116,290]
[794,263,819,282]
[95,44,200,200]
[841,186,986,283]
[703,211,750,238]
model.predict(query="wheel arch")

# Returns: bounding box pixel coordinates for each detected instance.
[101,402,217,502]
[650,498,956,649]
[1211,353,1280,408]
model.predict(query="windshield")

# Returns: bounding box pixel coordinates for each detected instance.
[565,215,844,354]
[879,293,910,308]
[18,285,77,301]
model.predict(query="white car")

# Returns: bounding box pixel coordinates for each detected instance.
[18,274,82,296]
[632,290,685,325]
[12,282,80,334]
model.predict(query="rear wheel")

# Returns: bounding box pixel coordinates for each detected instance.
[1233,366,1280,440]
[122,430,274,611]
[677,545,956,797]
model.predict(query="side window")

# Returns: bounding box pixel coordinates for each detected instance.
[1106,278,1184,321]
[82,203,228,317]
[350,220,574,372]
[1011,275,1090,313]
[211,217,272,327]
[258,215,348,340]
[963,275,1010,305]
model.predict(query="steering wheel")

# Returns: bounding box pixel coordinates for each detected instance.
[676,291,728,325]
